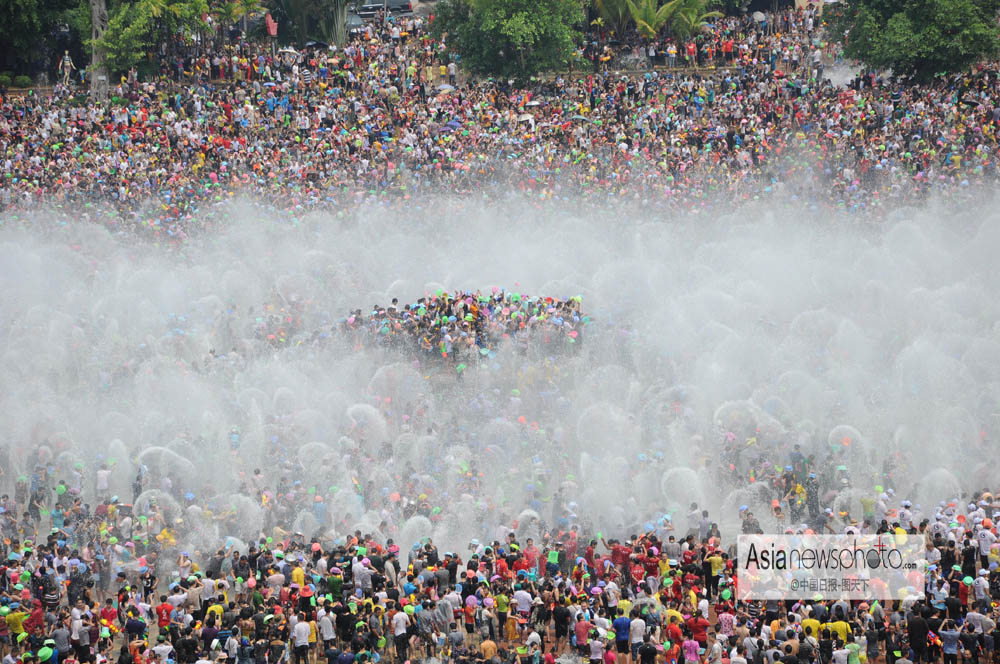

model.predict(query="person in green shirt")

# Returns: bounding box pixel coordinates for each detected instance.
[327,570,344,600]
[494,591,510,627]
[845,633,862,664]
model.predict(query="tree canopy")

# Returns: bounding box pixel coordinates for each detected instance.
[431,0,585,81]
[0,0,80,76]
[0,0,273,78]
[833,0,1000,81]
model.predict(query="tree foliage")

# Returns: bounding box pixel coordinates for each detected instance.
[0,0,262,77]
[625,0,676,40]
[669,0,721,41]
[593,0,631,37]
[267,0,351,46]
[0,0,80,75]
[622,0,720,42]
[834,0,1000,81]
[431,0,585,81]
[91,0,210,74]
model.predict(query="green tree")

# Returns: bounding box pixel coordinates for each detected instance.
[90,0,209,77]
[593,0,631,37]
[835,0,1000,81]
[668,0,721,41]
[0,0,80,75]
[311,0,353,46]
[269,0,349,45]
[95,1,155,74]
[431,0,585,81]
[625,0,678,40]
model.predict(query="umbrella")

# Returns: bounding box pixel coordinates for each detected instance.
[263,82,278,87]
[570,115,590,122]
[278,48,299,55]
[517,113,533,122]
[752,11,766,22]
[304,41,329,49]
[525,100,542,107]
[437,84,455,92]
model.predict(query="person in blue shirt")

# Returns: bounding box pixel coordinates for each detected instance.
[612,608,631,661]
[939,620,960,664]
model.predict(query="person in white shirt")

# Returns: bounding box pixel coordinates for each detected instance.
[629,614,646,659]
[976,526,996,568]
[319,612,335,647]
[513,588,533,615]
[392,609,411,662]
[291,613,311,664]
[973,570,991,608]
[604,581,620,608]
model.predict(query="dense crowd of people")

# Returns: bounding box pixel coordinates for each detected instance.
[340,291,587,364]
[1,454,1000,664]
[4,5,1000,664]
[2,5,999,238]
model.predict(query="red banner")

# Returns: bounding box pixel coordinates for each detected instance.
[265,13,278,37]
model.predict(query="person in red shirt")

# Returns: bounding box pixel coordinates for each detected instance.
[640,547,659,578]
[663,579,682,604]
[565,527,579,561]
[603,538,630,574]
[629,562,645,586]
[584,540,597,570]
[574,615,592,656]
[463,603,476,635]
[512,555,530,578]
[523,538,540,572]
[686,614,710,645]
[959,577,971,606]
[666,616,683,647]
[100,598,118,629]
[495,556,510,581]
[155,595,173,632]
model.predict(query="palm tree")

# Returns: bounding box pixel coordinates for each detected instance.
[593,0,631,37]
[625,0,682,41]
[213,1,262,46]
[668,0,722,41]
[313,0,353,46]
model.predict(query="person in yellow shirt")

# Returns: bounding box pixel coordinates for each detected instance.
[824,618,849,643]
[801,612,821,645]
[205,596,225,623]
[308,617,319,664]
[5,606,26,636]
[291,562,306,588]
